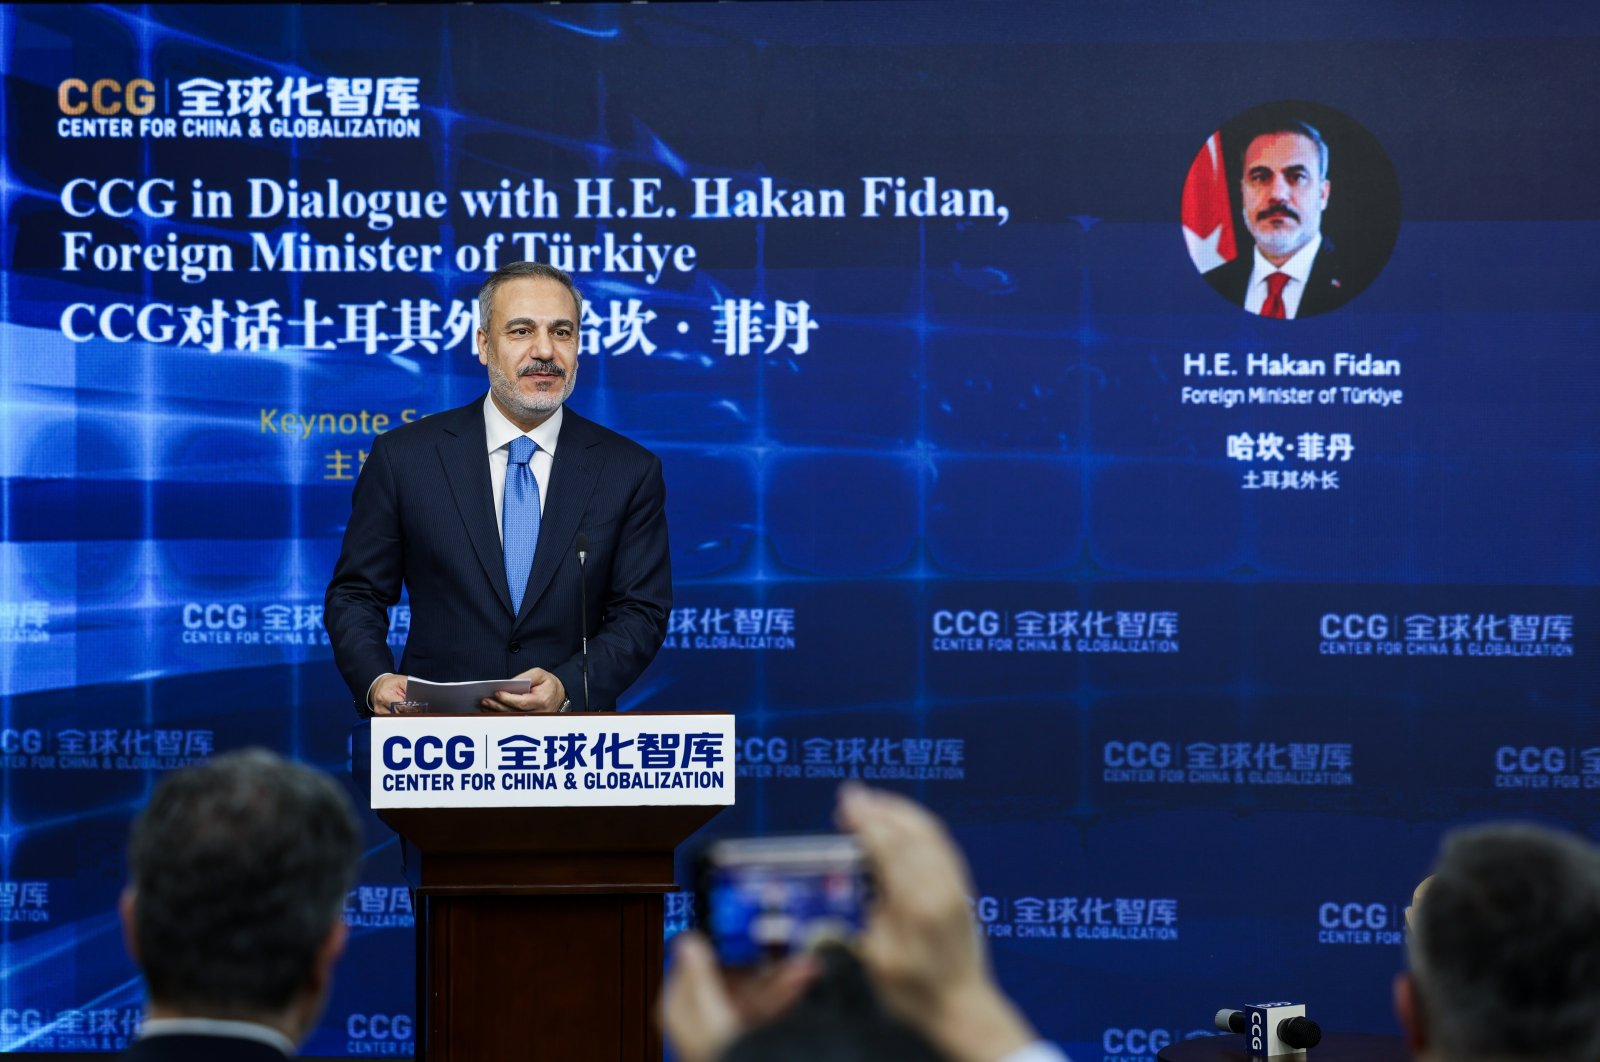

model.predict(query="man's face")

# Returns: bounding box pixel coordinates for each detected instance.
[477,275,580,429]
[1240,132,1330,265]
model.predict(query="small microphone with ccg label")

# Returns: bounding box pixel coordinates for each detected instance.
[1215,1005,1321,1055]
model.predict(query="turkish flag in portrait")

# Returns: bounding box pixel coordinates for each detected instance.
[1181,131,1237,272]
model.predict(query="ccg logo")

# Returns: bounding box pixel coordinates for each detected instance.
[345,1013,414,1056]
[57,78,155,116]
[1317,612,1400,656]
[0,729,45,756]
[1497,746,1565,774]
[1102,1027,1217,1062]
[382,734,476,772]
[183,602,249,629]
[1493,745,1595,790]
[1316,901,1402,945]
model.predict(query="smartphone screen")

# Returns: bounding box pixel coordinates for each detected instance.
[693,834,869,966]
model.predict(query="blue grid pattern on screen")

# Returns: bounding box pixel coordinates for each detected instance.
[2,3,1599,1058]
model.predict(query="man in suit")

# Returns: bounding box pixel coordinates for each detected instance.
[325,260,671,714]
[121,749,362,1059]
[1396,822,1600,1062]
[1204,120,1353,319]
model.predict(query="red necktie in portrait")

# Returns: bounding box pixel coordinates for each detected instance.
[1261,272,1291,319]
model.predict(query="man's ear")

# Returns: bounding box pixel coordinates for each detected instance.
[310,919,349,995]
[119,886,139,963]
[1320,177,1331,208]
[284,918,351,1047]
[1394,972,1427,1055]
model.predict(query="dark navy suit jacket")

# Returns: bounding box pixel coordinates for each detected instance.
[325,398,671,711]
[1203,241,1355,319]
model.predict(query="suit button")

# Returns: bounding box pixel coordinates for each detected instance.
[508,641,521,654]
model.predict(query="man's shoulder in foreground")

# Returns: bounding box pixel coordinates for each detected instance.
[124,1032,290,1060]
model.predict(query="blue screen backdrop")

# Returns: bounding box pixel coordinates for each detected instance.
[1,2,1597,1056]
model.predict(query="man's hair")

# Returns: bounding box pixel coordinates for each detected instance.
[1407,822,1600,1062]
[1242,119,1329,180]
[477,260,585,332]
[127,749,362,1015]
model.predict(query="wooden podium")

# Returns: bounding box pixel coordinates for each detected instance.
[356,714,733,1061]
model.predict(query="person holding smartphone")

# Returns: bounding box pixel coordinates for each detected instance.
[660,782,1068,1062]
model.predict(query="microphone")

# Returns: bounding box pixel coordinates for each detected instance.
[575,533,591,712]
[1215,1006,1321,1054]
[1278,1018,1321,1050]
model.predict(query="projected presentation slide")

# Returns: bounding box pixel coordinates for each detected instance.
[2,3,1595,1056]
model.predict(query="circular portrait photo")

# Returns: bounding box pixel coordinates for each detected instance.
[1181,100,1400,319]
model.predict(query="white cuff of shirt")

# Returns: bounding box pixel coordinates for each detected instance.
[364,672,394,712]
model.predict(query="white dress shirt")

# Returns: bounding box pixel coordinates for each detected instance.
[1243,231,1322,319]
[483,396,561,541]
[136,1017,295,1057]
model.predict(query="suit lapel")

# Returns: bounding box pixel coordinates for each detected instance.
[516,410,602,625]
[435,401,515,618]
[1300,242,1343,317]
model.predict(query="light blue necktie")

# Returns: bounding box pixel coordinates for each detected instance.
[503,436,541,615]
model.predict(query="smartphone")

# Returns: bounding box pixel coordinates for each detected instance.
[692,833,870,967]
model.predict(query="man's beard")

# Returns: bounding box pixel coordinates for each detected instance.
[1250,206,1310,259]
[489,359,575,420]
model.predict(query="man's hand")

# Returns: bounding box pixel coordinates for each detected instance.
[657,931,818,1062]
[657,933,741,1062]
[480,667,566,713]
[367,674,409,715]
[836,781,1038,1062]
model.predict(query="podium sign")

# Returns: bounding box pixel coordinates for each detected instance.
[370,713,734,809]
[358,712,733,1061]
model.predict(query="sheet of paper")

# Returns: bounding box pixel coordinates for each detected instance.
[403,676,533,713]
